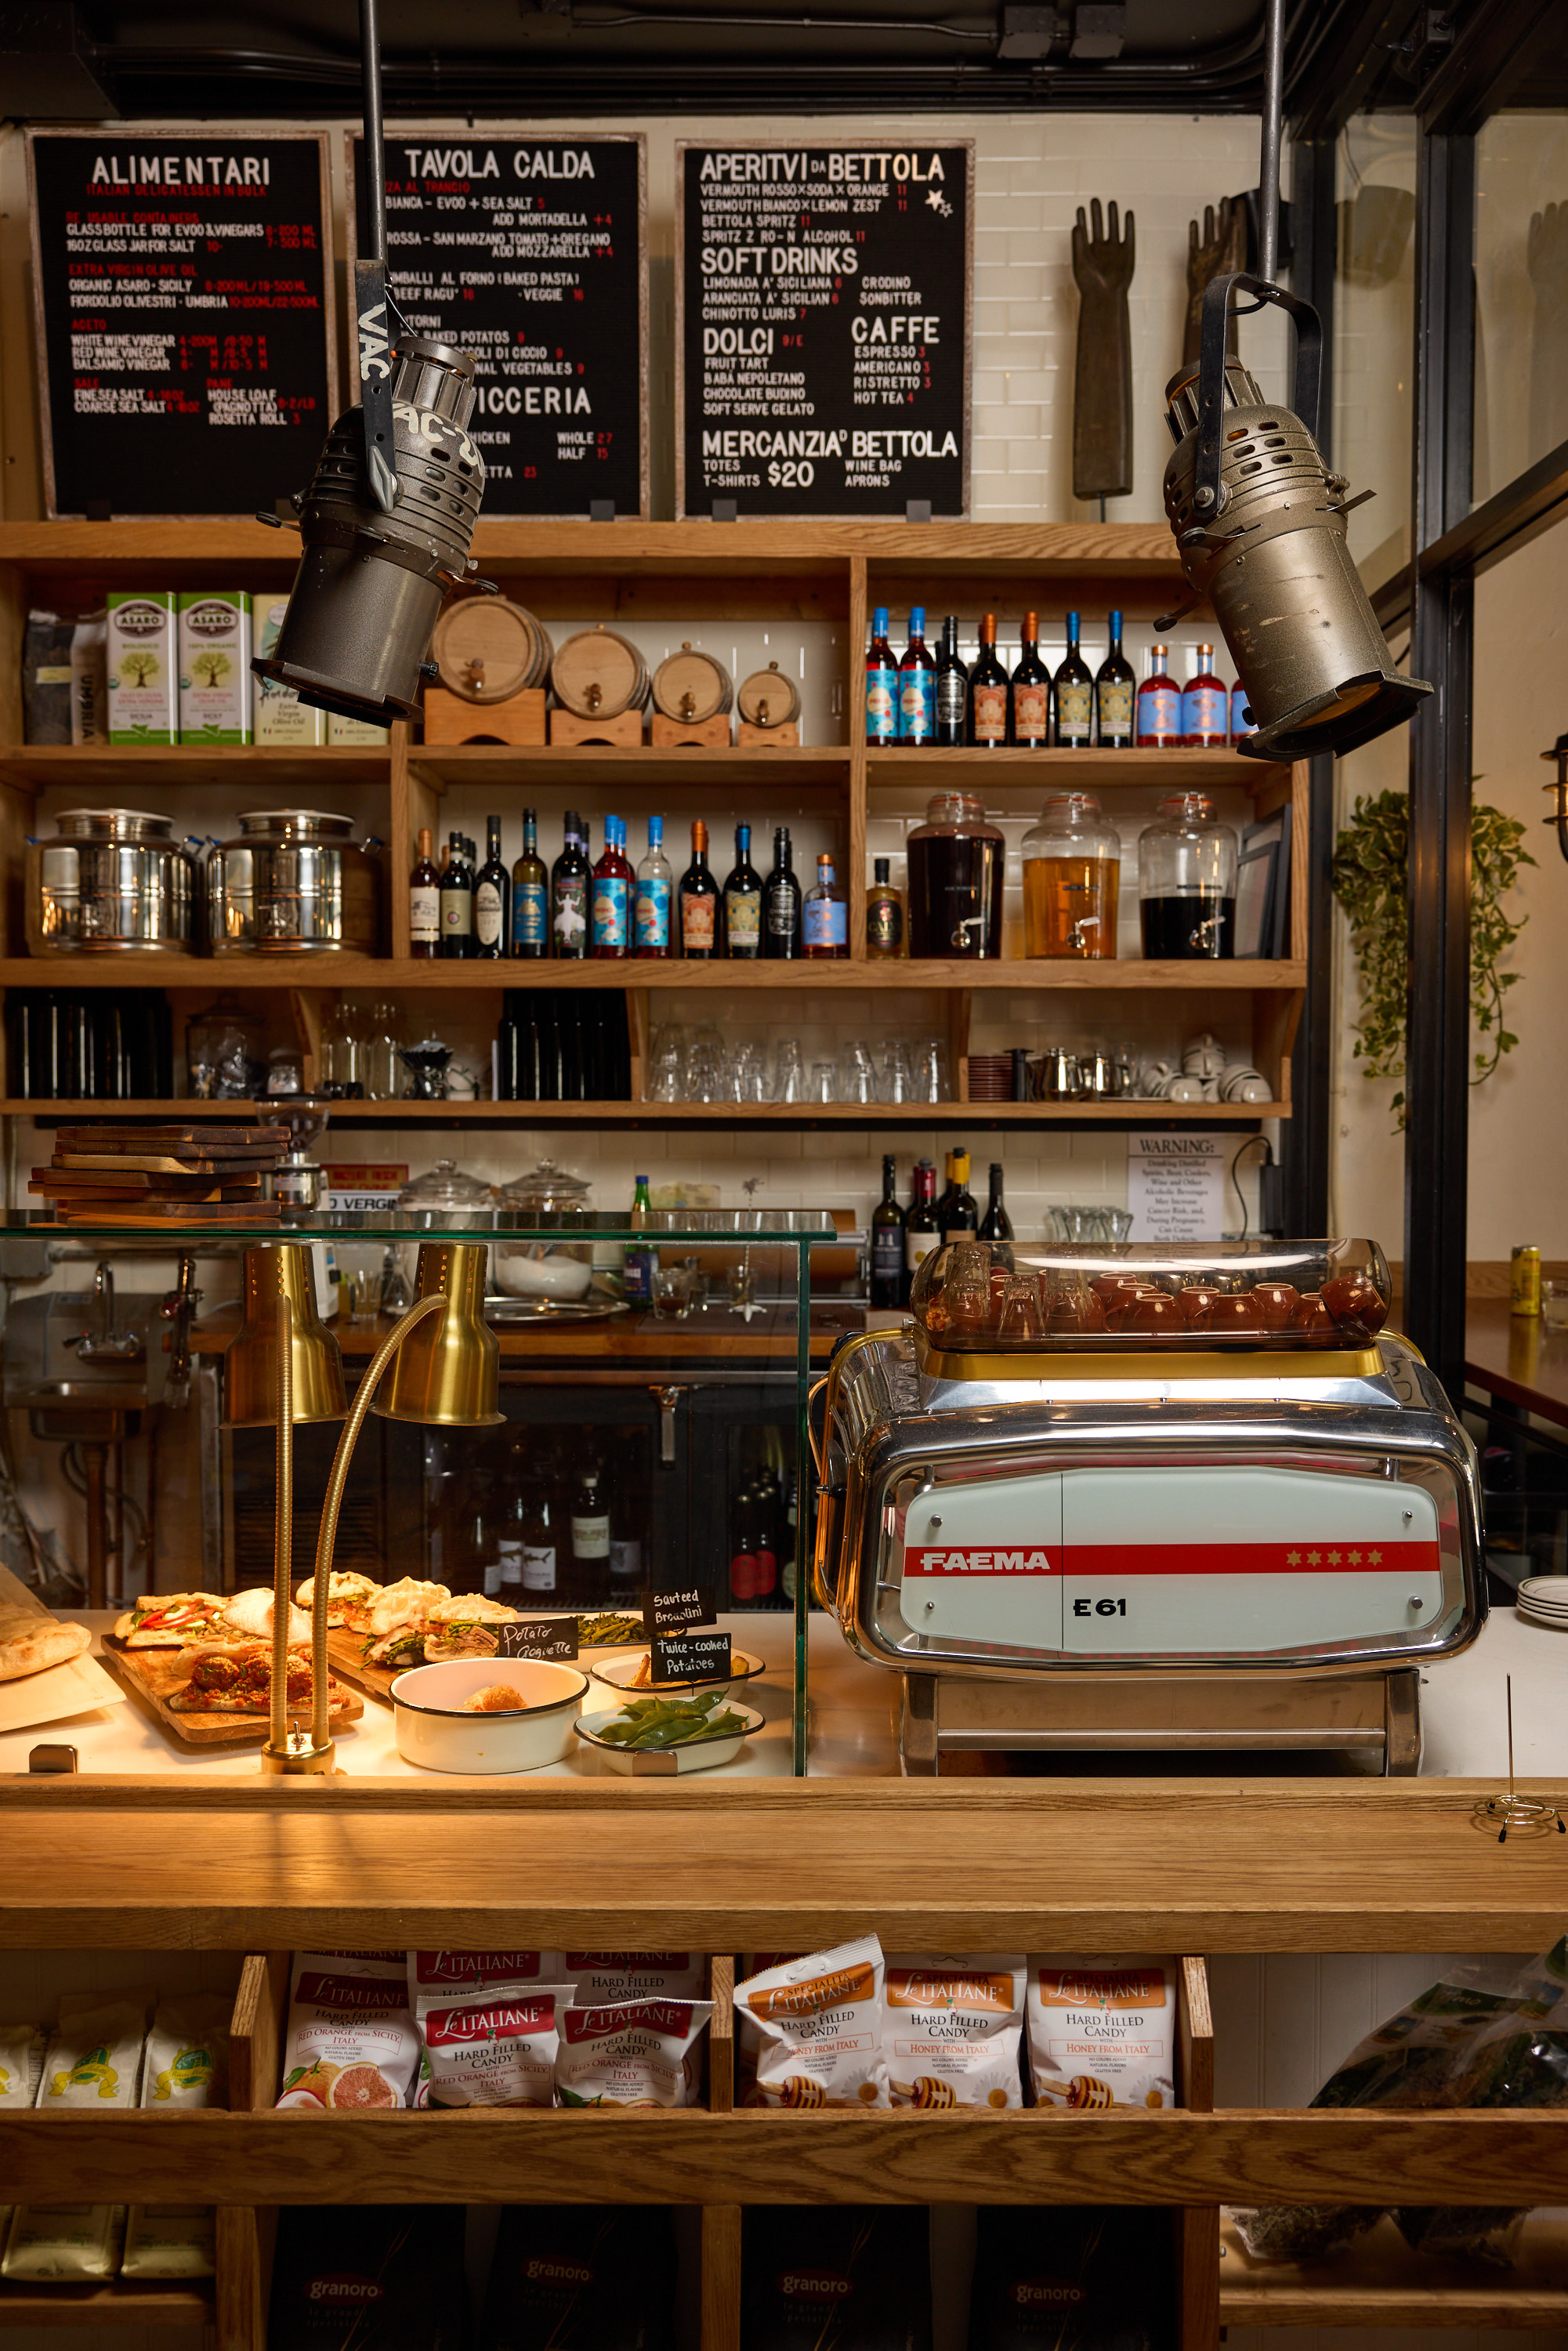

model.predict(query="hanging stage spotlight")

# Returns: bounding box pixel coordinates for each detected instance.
[1157,0,1430,765]
[249,0,487,729]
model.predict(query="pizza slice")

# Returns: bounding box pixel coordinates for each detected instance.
[167,1641,353,1717]
[115,1593,227,1649]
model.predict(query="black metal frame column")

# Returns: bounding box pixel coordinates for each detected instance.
[1284,131,1338,1234]
[1403,125,1476,1400]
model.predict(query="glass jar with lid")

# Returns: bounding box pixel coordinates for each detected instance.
[906,794,1005,959]
[496,1157,596,1302]
[396,1159,498,1223]
[1021,792,1121,959]
[1138,792,1238,959]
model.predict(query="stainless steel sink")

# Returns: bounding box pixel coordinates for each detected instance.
[21,1376,154,1411]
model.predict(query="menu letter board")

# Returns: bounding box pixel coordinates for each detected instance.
[349,134,647,518]
[27,130,335,520]
[676,140,972,520]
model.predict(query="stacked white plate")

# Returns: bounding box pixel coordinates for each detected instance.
[1516,1576,1568,1630]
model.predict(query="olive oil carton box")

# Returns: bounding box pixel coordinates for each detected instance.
[328,711,389,747]
[178,591,251,744]
[106,592,176,744]
[252,591,324,746]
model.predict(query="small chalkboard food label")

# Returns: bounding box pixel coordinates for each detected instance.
[498,1619,580,1664]
[650,1629,731,1685]
[676,139,972,519]
[27,129,335,520]
[645,1584,718,1638]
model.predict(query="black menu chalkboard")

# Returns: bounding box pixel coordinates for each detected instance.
[676,139,972,520]
[348,133,648,518]
[27,129,335,520]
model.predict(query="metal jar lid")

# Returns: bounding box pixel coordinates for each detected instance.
[235,810,356,840]
[51,808,177,842]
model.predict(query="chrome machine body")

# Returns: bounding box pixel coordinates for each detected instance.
[816,1241,1484,1774]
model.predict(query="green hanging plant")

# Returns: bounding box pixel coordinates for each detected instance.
[1331,788,1534,1126]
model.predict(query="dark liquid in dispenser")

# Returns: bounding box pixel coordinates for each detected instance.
[908,834,1005,958]
[1140,893,1236,959]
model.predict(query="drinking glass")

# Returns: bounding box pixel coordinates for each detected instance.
[685,1025,726,1103]
[364,1003,401,1101]
[348,1266,382,1325]
[648,1025,686,1104]
[838,1040,876,1105]
[878,1041,912,1104]
[809,1060,837,1103]
[653,1266,693,1320]
[772,1040,806,1103]
[1545,1280,1568,1332]
[911,1038,948,1103]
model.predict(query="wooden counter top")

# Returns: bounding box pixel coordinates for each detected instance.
[5,1776,1566,1953]
[1466,1299,1568,1429]
[188,1303,840,1364]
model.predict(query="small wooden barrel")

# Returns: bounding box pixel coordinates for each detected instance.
[735,661,802,730]
[550,625,650,719]
[651,641,733,726]
[430,599,552,704]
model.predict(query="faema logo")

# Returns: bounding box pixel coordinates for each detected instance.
[523,2257,593,2286]
[908,1547,1056,1576]
[778,2270,853,2298]
[306,2274,384,2306]
[183,600,238,637]
[113,601,167,637]
[1012,2277,1087,2309]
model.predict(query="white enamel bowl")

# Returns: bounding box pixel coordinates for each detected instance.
[390,1657,587,1773]
[574,1701,763,1776]
[586,1647,766,1703]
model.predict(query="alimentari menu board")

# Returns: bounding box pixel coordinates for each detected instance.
[349,134,647,517]
[676,140,972,520]
[27,130,334,519]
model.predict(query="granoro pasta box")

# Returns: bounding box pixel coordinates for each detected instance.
[267,2206,465,2351]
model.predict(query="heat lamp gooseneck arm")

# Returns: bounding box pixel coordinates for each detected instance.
[354,0,399,513]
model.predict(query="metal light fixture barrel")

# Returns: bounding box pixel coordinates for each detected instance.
[224,1244,346,1430]
[371,1244,502,1427]
[1159,271,1432,763]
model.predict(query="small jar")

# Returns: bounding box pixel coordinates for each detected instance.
[1138,792,1239,959]
[1021,792,1121,959]
[907,794,1005,959]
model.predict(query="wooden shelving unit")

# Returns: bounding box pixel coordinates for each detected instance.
[0,2281,214,2330]
[0,519,1305,1127]
[4,1096,1291,1125]
[1219,2213,1568,2329]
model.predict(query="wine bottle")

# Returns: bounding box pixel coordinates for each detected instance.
[871,1154,904,1309]
[722,821,764,960]
[935,614,967,745]
[903,1159,940,1304]
[865,856,905,959]
[938,1147,979,1239]
[510,807,549,958]
[1011,609,1051,749]
[439,828,473,960]
[762,825,802,960]
[967,613,1009,747]
[865,604,896,746]
[634,815,672,958]
[409,825,440,960]
[570,1454,611,1605]
[802,852,848,959]
[679,819,720,958]
[1095,610,1135,750]
[1052,610,1094,748]
[473,815,509,959]
[591,815,633,959]
[979,1161,1015,1266]
[896,606,936,744]
[933,1149,957,1233]
[625,1172,657,1306]
[551,812,591,958]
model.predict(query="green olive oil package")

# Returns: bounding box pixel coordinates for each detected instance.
[969,2207,1173,2351]
[268,2206,465,2351]
[477,2204,676,2351]
[741,2205,932,2351]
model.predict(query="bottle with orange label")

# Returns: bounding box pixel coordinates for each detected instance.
[1010,610,1051,748]
[967,612,1009,748]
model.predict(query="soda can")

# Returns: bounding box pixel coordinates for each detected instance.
[1512,1244,1542,1317]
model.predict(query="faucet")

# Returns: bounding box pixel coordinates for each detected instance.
[77,1262,144,1364]
[161,1253,201,1407]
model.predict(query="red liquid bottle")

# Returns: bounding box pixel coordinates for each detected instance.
[1181,642,1229,748]
[1135,642,1182,749]
[590,815,634,959]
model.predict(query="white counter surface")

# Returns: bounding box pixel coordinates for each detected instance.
[1,1601,1563,1784]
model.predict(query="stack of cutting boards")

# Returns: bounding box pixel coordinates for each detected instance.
[29,1124,288,1226]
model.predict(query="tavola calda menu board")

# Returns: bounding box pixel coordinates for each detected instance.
[676,139,972,520]
[26,130,335,519]
[348,134,647,517]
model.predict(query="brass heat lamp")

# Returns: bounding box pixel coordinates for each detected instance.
[234,1238,499,1778]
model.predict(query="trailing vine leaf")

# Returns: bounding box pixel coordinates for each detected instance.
[1331,788,1534,1128]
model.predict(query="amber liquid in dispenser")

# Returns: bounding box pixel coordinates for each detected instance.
[1024,857,1120,959]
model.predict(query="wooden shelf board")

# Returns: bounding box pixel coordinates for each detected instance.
[4,2106,1568,2213]
[2,1777,1565,1953]
[1219,2212,1568,2328]
[867,746,1260,792]
[0,746,386,792]
[0,2281,212,2327]
[407,744,850,789]
[3,1097,1287,1125]
[0,957,1306,992]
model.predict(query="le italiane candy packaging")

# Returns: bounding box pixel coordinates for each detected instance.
[1025,1957,1176,2111]
[555,1996,713,2108]
[741,2206,932,2351]
[277,1953,420,2111]
[883,1955,1025,2110]
[415,1981,569,2109]
[37,1991,152,2106]
[0,2027,45,2106]
[478,2204,678,2351]
[560,1952,706,2004]
[737,1936,889,2109]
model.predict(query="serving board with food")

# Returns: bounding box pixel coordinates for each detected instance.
[301,1573,647,1706]
[105,1586,363,1747]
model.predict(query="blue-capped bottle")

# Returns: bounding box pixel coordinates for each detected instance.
[1230,676,1255,745]
[591,815,632,960]
[634,815,672,958]
[865,605,897,745]
[1094,610,1135,750]
[897,606,937,744]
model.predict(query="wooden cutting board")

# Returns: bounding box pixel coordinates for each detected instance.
[325,1629,398,1706]
[55,1125,289,1149]
[103,1638,364,1748]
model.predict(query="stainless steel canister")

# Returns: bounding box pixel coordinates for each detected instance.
[207,810,379,955]
[26,809,194,954]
